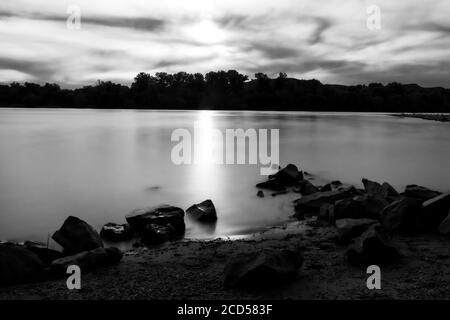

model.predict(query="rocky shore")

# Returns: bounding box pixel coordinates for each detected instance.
[0,164,449,299]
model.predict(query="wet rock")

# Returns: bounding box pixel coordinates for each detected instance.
[256,180,286,191]
[346,225,401,266]
[186,200,217,223]
[421,193,450,230]
[335,218,378,243]
[50,247,123,276]
[403,185,442,201]
[24,241,63,265]
[381,197,422,233]
[334,194,388,220]
[223,247,303,288]
[294,186,357,215]
[141,223,178,244]
[268,164,303,185]
[272,190,288,197]
[52,216,103,255]
[126,205,185,234]
[297,180,320,195]
[382,182,400,197]
[438,210,450,235]
[100,223,134,242]
[256,190,264,198]
[0,244,44,285]
[362,178,388,199]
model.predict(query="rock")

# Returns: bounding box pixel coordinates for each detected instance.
[335,218,378,243]
[126,205,185,234]
[404,185,442,201]
[438,210,450,235]
[318,204,335,223]
[255,179,286,191]
[297,180,320,195]
[52,216,103,255]
[334,194,388,220]
[256,190,264,198]
[421,193,450,230]
[0,244,44,285]
[141,223,178,244]
[362,178,388,199]
[100,223,134,242]
[381,197,422,233]
[223,247,303,288]
[24,241,63,265]
[382,182,400,197]
[186,200,217,223]
[294,186,357,214]
[271,190,288,197]
[268,164,303,185]
[346,225,401,266]
[320,181,342,192]
[50,247,123,275]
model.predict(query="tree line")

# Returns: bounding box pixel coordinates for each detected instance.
[1,70,449,112]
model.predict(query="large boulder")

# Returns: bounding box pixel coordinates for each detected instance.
[421,193,450,230]
[346,225,401,266]
[362,178,388,199]
[0,244,44,285]
[223,247,303,288]
[52,216,103,255]
[334,194,388,220]
[256,180,286,191]
[50,247,123,275]
[24,241,63,265]
[335,218,378,243]
[186,200,217,223]
[100,223,134,242]
[126,205,185,234]
[403,185,441,201]
[294,186,357,215]
[438,210,450,235]
[141,223,181,244]
[381,197,422,233]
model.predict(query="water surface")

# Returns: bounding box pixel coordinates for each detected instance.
[0,108,449,245]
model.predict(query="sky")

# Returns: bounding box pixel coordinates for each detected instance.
[0,0,449,88]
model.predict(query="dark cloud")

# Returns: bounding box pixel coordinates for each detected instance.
[244,42,300,59]
[307,17,333,44]
[0,57,58,80]
[0,9,166,32]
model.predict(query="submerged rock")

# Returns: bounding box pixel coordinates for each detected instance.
[381,197,422,233]
[256,190,264,198]
[335,218,378,243]
[294,186,357,215]
[50,247,123,275]
[186,200,217,223]
[126,205,185,234]
[223,247,303,288]
[24,241,62,265]
[52,216,103,255]
[403,185,442,201]
[346,225,401,266]
[268,164,303,185]
[100,223,134,242]
[421,193,450,230]
[0,244,44,285]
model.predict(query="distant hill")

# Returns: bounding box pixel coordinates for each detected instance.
[1,71,449,112]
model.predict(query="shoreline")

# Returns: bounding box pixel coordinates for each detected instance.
[392,113,450,122]
[1,219,449,300]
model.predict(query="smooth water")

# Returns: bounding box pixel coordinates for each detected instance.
[0,108,449,245]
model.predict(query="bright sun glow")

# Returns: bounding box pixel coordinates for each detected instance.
[186,20,227,44]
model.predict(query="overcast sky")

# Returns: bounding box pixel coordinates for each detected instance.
[0,0,449,87]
